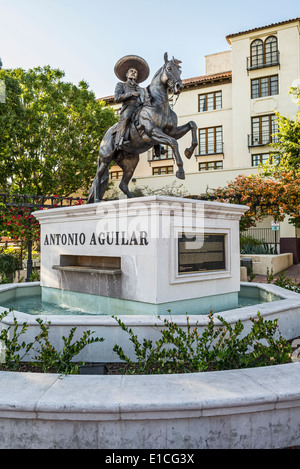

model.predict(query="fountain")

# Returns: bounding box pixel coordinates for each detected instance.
[1,195,300,363]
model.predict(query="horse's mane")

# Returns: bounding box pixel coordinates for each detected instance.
[152,66,163,82]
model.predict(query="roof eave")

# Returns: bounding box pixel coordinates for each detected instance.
[226,16,300,44]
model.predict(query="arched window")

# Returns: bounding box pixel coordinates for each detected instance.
[265,36,278,64]
[248,36,279,70]
[250,39,263,68]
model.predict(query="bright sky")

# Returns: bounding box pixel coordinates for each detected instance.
[0,0,299,98]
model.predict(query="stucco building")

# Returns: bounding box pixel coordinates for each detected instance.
[102,17,300,260]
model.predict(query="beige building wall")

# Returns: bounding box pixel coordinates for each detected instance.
[102,17,300,257]
[205,50,232,75]
[229,20,300,170]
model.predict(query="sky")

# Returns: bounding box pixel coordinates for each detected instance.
[0,0,299,98]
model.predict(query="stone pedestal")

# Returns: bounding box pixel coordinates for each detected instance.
[34,196,248,315]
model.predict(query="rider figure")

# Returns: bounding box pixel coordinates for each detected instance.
[114,68,144,149]
[114,55,150,150]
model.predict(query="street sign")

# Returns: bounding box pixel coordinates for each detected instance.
[271,221,280,231]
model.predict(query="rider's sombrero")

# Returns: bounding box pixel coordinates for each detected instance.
[114,55,150,83]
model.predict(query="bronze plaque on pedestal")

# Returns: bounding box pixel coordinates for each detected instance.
[178,233,226,274]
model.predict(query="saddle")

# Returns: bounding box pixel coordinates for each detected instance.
[112,105,147,153]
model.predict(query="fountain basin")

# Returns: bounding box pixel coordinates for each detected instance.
[1,281,300,363]
[0,281,282,316]
[1,280,300,449]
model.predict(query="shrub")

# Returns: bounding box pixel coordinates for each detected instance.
[0,253,22,283]
[241,242,275,255]
[267,269,300,293]
[113,312,292,374]
[32,318,104,374]
[240,234,263,248]
[0,310,34,370]
[0,311,104,374]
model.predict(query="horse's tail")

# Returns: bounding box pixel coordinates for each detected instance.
[86,179,95,204]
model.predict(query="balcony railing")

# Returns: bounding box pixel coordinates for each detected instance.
[247,51,280,71]
[248,132,278,147]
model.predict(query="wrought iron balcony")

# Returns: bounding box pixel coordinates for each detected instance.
[248,132,278,147]
[247,51,280,71]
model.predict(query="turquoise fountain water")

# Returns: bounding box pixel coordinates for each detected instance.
[0,284,282,316]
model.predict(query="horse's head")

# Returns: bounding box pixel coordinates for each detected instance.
[162,52,184,95]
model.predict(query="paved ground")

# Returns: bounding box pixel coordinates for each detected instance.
[252,263,300,284]
[250,263,300,359]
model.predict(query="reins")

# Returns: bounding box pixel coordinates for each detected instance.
[143,90,180,109]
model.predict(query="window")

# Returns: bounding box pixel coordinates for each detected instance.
[199,91,222,112]
[252,153,271,166]
[152,166,174,175]
[252,153,280,166]
[199,127,223,155]
[199,161,223,171]
[248,36,279,70]
[0,80,5,103]
[249,115,278,146]
[265,36,278,65]
[151,145,173,160]
[110,171,123,180]
[250,39,263,69]
[251,75,278,98]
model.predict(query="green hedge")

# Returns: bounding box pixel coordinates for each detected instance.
[0,253,22,283]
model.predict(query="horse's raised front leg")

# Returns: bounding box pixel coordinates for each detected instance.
[118,153,140,198]
[151,127,185,180]
[169,121,198,159]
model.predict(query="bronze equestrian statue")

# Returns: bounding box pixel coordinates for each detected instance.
[87,53,198,203]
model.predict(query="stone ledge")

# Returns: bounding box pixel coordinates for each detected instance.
[52,265,122,275]
[240,253,293,275]
[0,362,300,448]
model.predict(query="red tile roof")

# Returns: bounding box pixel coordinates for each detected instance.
[183,71,232,86]
[99,95,114,103]
[226,17,300,43]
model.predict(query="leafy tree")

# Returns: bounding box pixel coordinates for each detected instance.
[0,66,117,196]
[272,83,300,171]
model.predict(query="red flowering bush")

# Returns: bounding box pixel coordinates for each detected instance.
[0,196,85,248]
[0,206,40,245]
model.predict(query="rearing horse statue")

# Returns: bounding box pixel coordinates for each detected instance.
[87,53,198,203]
